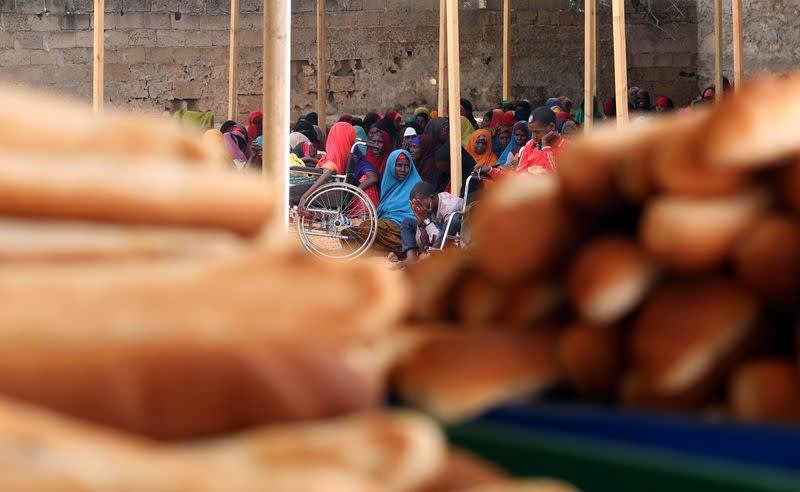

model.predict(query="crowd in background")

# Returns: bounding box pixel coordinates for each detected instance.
[199,81,730,263]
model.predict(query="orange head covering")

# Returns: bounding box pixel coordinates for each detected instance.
[316,122,356,174]
[430,110,439,119]
[466,129,498,167]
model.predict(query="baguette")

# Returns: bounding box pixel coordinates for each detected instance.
[640,188,768,272]
[471,175,575,282]
[702,74,800,169]
[417,449,508,492]
[0,83,219,165]
[395,329,561,422]
[495,281,563,328]
[458,479,580,492]
[623,278,761,409]
[0,249,406,347]
[567,235,656,325]
[558,323,622,398]
[733,215,800,305]
[729,359,800,424]
[0,153,272,236]
[184,411,446,492]
[455,272,503,325]
[0,218,246,262]
[0,341,385,440]
[406,251,471,322]
[0,396,380,491]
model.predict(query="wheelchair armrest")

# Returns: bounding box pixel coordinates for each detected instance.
[290,166,324,176]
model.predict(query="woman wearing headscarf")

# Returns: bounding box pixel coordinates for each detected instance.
[338,114,354,123]
[409,135,438,183]
[220,120,237,134]
[460,98,479,130]
[423,117,449,147]
[558,96,573,115]
[459,116,474,146]
[498,121,530,167]
[343,149,422,253]
[494,125,512,158]
[413,107,431,131]
[247,111,263,140]
[222,124,250,170]
[377,113,400,148]
[500,100,514,112]
[434,143,478,196]
[354,125,369,154]
[291,141,318,166]
[466,129,498,168]
[655,96,675,112]
[514,100,532,122]
[501,111,515,127]
[365,127,392,175]
[294,119,318,145]
[363,112,381,132]
[556,112,574,133]
[313,125,327,151]
[289,131,310,150]
[304,112,319,126]
[294,121,356,207]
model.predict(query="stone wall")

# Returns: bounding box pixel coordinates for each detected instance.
[0,0,698,124]
[697,0,800,91]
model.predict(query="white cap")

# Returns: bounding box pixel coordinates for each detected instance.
[404,127,418,137]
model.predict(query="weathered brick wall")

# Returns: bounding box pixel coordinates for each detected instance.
[697,0,799,92]
[0,0,697,124]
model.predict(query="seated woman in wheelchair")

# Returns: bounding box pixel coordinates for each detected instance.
[292,121,356,207]
[342,149,421,253]
[395,181,464,268]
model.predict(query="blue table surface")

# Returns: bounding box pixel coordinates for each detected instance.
[472,402,800,473]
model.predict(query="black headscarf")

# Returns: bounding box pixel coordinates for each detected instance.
[294,119,318,144]
[220,120,237,134]
[363,112,380,131]
[304,112,319,126]
[433,143,478,197]
[376,117,398,145]
[423,117,449,145]
[349,116,364,128]
[460,98,479,130]
[514,100,531,122]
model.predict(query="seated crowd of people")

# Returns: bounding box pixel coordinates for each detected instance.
[212,83,727,264]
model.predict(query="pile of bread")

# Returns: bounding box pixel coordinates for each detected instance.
[0,84,577,492]
[402,71,800,425]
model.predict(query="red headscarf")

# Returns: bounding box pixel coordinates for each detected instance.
[338,114,353,123]
[316,122,356,174]
[489,109,504,128]
[247,111,263,140]
[366,129,392,176]
[501,111,515,127]
[384,111,401,125]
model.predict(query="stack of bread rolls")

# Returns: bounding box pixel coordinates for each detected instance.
[400,71,800,426]
[0,84,577,491]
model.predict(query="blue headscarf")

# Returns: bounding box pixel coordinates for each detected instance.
[498,121,530,166]
[376,149,422,225]
[354,125,368,154]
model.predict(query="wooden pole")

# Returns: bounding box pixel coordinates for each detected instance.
[732,0,744,89]
[263,0,290,227]
[438,0,447,116]
[316,0,327,126]
[714,0,723,102]
[227,0,239,120]
[591,2,597,94]
[611,0,628,127]
[583,0,596,132]
[502,0,510,101]
[92,0,104,113]
[445,0,462,196]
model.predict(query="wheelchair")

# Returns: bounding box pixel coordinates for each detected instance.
[425,173,482,252]
[289,141,378,260]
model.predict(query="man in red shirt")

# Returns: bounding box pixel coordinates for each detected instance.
[476,106,570,178]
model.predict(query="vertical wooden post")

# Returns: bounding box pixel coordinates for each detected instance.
[731,0,744,89]
[92,0,104,112]
[316,0,327,126]
[502,0,510,101]
[263,0,290,227]
[227,0,239,120]
[591,2,597,95]
[611,0,628,127]
[445,0,462,196]
[583,0,596,132]
[714,0,723,102]
[438,0,447,116]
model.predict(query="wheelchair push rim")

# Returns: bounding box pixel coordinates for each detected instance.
[296,183,378,260]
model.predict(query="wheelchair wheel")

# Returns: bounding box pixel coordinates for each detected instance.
[297,183,378,260]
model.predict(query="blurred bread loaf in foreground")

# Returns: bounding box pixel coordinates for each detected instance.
[402,71,800,422]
